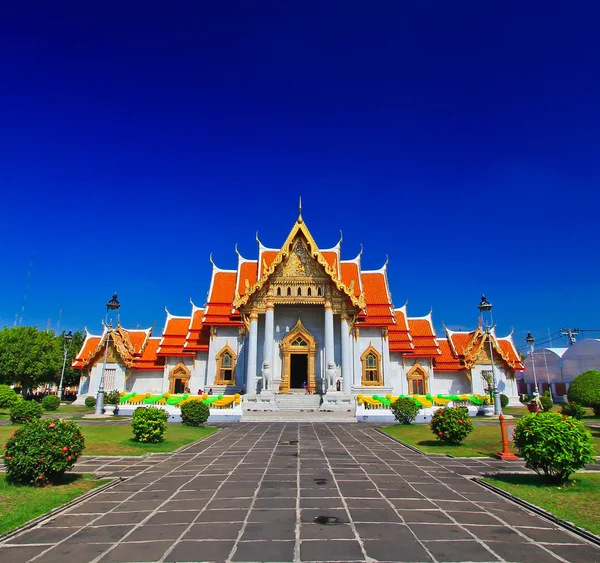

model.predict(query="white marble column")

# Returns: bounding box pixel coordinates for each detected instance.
[246,311,259,395]
[324,303,335,368]
[341,315,351,393]
[264,304,274,368]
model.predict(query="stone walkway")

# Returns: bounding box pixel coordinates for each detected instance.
[1,423,599,563]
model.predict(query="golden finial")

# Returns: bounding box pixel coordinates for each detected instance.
[298,196,303,223]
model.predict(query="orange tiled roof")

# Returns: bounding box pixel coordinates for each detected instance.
[434,339,463,371]
[407,318,440,357]
[498,338,526,370]
[185,307,210,352]
[204,271,242,326]
[132,338,164,370]
[71,335,101,369]
[340,262,361,297]
[237,261,258,296]
[360,272,394,326]
[388,309,414,353]
[157,316,193,356]
[321,251,337,270]
[260,251,278,276]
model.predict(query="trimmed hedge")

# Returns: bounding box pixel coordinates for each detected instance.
[84,396,96,408]
[3,419,85,485]
[430,407,473,445]
[42,395,61,411]
[513,412,595,483]
[10,400,43,424]
[0,385,21,409]
[500,394,509,408]
[180,400,210,426]
[568,370,600,416]
[561,402,586,420]
[391,397,421,425]
[131,407,169,443]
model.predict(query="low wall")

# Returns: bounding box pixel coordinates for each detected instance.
[356,403,479,423]
[116,403,243,423]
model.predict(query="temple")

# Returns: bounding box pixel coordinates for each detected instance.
[73,211,524,405]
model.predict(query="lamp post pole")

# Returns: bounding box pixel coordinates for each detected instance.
[478,295,502,416]
[95,293,120,415]
[525,332,539,396]
[58,331,73,400]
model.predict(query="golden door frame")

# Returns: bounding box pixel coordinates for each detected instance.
[407,363,428,395]
[279,319,317,394]
[169,362,191,393]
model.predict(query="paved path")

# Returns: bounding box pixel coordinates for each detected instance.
[1,423,599,563]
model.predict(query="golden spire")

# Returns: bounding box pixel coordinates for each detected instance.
[298,196,303,223]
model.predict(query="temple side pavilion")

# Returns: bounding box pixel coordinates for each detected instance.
[73,212,524,404]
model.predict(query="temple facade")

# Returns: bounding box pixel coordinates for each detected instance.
[73,213,524,402]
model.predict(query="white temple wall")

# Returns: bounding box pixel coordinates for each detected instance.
[354,328,385,388]
[190,353,208,393]
[128,371,163,394]
[86,362,126,396]
[162,356,195,391]
[470,363,517,397]
[430,372,470,395]
[206,327,241,387]
[389,353,405,395]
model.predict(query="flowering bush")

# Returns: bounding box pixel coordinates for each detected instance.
[10,400,43,424]
[391,397,421,425]
[513,412,595,483]
[3,419,85,485]
[561,401,586,420]
[567,370,600,416]
[42,395,61,411]
[430,407,473,445]
[131,407,169,443]
[0,385,21,409]
[180,400,210,426]
[84,396,96,408]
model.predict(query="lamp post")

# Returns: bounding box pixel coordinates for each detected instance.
[525,332,539,396]
[95,293,120,415]
[478,295,502,416]
[58,331,73,400]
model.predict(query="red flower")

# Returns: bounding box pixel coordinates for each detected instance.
[458,420,463,423]
[39,458,44,462]
[439,431,444,436]
[38,475,44,480]
[52,445,56,449]
[67,455,72,461]
[49,423,56,429]
[5,456,11,461]
[62,446,68,452]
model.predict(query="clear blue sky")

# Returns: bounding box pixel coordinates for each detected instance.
[1,2,599,351]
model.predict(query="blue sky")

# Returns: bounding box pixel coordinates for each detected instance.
[1,2,599,351]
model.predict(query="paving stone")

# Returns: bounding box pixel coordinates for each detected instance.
[409,523,474,541]
[183,521,244,540]
[232,540,295,562]
[445,511,501,525]
[423,540,501,562]
[349,507,403,522]
[35,542,113,563]
[207,497,253,509]
[247,509,297,523]
[253,497,297,509]
[98,540,173,562]
[299,497,344,509]
[300,522,356,539]
[0,545,50,562]
[515,526,585,544]
[300,508,348,523]
[363,539,433,562]
[145,510,199,524]
[92,510,152,525]
[485,541,563,563]
[241,521,296,541]
[63,524,134,543]
[463,525,528,542]
[354,522,414,541]
[545,543,600,561]
[9,526,79,544]
[397,509,454,524]
[195,509,249,522]
[300,539,364,562]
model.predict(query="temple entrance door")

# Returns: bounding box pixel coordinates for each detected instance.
[174,378,186,394]
[290,354,308,389]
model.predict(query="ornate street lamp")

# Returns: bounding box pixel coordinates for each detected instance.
[95,293,120,415]
[478,294,502,416]
[525,332,539,396]
[58,331,73,400]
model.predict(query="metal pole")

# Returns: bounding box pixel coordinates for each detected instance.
[95,314,110,415]
[530,346,539,396]
[487,327,502,416]
[58,346,68,400]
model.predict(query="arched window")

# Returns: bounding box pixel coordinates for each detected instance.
[317,287,323,297]
[361,345,382,386]
[407,364,428,395]
[307,287,312,296]
[277,287,281,296]
[297,287,302,296]
[216,344,237,385]
[287,287,292,296]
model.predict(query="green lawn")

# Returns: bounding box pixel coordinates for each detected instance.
[0,474,109,535]
[382,422,600,458]
[483,473,600,536]
[0,424,218,456]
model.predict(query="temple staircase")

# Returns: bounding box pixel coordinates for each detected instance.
[242,393,355,422]
[275,393,322,411]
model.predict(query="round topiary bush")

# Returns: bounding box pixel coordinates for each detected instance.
[3,418,85,486]
[430,407,473,445]
[131,407,169,443]
[513,412,595,483]
[568,370,600,416]
[500,394,509,408]
[84,396,96,408]
[0,385,21,410]
[391,397,421,425]
[104,390,121,406]
[180,400,210,426]
[42,395,61,411]
[561,402,586,420]
[10,400,43,424]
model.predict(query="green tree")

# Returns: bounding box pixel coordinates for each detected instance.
[53,330,85,388]
[0,326,61,395]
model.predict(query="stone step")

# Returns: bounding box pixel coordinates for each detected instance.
[275,394,322,411]
[242,410,356,422]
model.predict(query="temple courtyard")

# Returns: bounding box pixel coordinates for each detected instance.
[1,423,599,563]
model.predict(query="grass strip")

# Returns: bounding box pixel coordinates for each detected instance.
[0,474,109,535]
[483,473,600,536]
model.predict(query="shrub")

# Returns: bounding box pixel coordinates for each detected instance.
[561,402,586,420]
[84,396,96,408]
[539,390,553,412]
[391,397,421,425]
[42,395,61,411]
[567,370,600,416]
[180,400,210,426]
[430,407,473,445]
[131,407,169,443]
[500,394,509,408]
[104,390,121,406]
[513,412,595,483]
[3,419,85,486]
[0,385,21,409]
[10,400,43,424]
[519,394,533,405]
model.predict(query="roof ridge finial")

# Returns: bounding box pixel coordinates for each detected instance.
[298,196,303,223]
